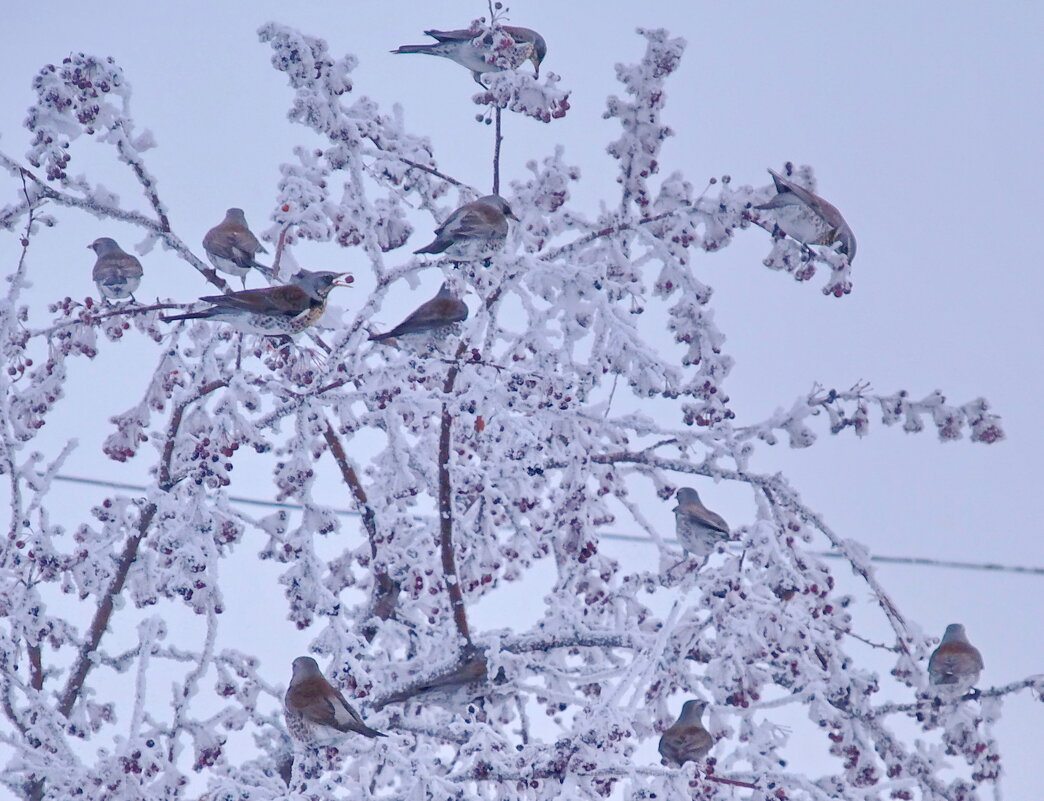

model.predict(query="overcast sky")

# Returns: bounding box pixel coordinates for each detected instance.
[2,0,1041,794]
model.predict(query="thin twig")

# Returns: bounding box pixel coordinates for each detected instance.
[397,157,466,189]
[492,107,503,196]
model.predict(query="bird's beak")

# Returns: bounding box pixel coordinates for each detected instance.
[507,211,519,222]
[333,273,355,288]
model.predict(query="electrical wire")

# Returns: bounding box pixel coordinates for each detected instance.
[48,474,1044,576]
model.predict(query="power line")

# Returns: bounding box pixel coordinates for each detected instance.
[48,474,1044,576]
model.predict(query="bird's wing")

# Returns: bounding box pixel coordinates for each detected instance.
[94,253,143,280]
[408,298,468,328]
[329,692,371,732]
[929,642,984,676]
[699,508,730,535]
[440,203,499,240]
[766,170,844,225]
[200,285,310,316]
[680,504,729,535]
[424,28,477,42]
[204,227,262,267]
[228,227,263,257]
[662,726,713,761]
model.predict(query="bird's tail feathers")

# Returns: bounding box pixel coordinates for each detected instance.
[251,261,275,277]
[391,44,437,56]
[353,723,387,738]
[161,311,210,323]
[414,239,448,255]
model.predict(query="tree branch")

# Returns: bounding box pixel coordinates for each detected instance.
[55,502,155,718]
[56,378,225,720]
[12,164,229,293]
[438,401,471,645]
[322,420,399,636]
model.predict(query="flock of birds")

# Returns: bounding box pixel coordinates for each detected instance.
[281,484,984,764]
[80,21,959,769]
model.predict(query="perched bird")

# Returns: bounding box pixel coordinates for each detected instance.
[928,623,983,694]
[202,208,270,288]
[161,269,352,335]
[414,195,516,259]
[284,656,386,743]
[674,488,730,561]
[88,237,143,301]
[369,283,468,342]
[659,700,715,767]
[392,25,546,84]
[374,644,499,710]
[755,168,856,261]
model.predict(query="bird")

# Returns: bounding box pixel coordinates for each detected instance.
[369,282,468,342]
[755,168,856,261]
[284,656,386,743]
[673,488,731,561]
[374,645,499,710]
[659,700,715,767]
[927,623,983,695]
[414,195,516,259]
[161,269,352,335]
[202,208,270,288]
[392,25,546,85]
[88,237,143,301]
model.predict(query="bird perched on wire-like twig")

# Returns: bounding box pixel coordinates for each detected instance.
[284,656,386,743]
[88,237,143,302]
[928,623,983,696]
[414,195,516,259]
[161,269,352,336]
[755,167,856,261]
[659,700,715,767]
[392,25,546,85]
[202,208,271,288]
[369,282,468,343]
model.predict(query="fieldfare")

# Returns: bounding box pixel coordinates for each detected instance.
[415,194,516,259]
[369,282,468,342]
[393,25,546,84]
[203,208,270,288]
[88,237,143,301]
[659,700,715,767]
[755,168,856,261]
[162,269,352,335]
[674,488,730,561]
[284,656,386,743]
[928,623,983,695]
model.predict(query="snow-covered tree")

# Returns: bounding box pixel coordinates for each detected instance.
[0,18,1038,801]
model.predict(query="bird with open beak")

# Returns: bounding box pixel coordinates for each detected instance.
[162,269,352,335]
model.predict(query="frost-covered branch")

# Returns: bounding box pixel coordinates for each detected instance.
[56,378,225,721]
